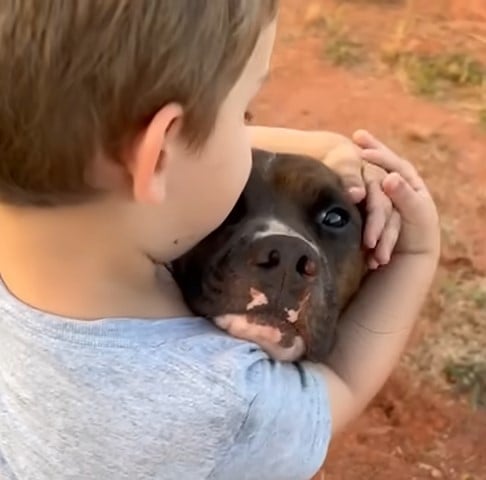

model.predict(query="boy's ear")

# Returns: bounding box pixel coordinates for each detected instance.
[127,103,184,204]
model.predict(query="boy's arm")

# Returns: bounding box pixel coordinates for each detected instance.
[314,130,440,434]
[250,126,440,435]
[249,126,363,190]
[311,251,439,434]
[246,126,439,433]
[249,125,350,160]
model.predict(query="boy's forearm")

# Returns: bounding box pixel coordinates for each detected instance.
[249,125,348,161]
[316,251,439,434]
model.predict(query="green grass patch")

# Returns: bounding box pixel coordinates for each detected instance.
[325,34,364,67]
[444,361,486,409]
[389,52,485,97]
[470,287,486,309]
[319,10,365,68]
[479,108,486,130]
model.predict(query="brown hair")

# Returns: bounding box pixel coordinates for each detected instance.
[0,0,278,206]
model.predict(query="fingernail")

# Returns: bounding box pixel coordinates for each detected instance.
[353,129,368,140]
[348,187,365,202]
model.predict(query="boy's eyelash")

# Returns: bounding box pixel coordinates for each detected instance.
[244,110,254,123]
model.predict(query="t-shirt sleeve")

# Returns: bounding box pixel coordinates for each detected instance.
[208,356,332,480]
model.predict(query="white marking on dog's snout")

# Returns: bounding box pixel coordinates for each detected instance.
[246,287,269,311]
[284,293,311,324]
[213,313,306,361]
[253,219,319,253]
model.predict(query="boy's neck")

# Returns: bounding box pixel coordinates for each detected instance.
[0,204,191,320]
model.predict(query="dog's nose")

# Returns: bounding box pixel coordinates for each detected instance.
[249,235,319,279]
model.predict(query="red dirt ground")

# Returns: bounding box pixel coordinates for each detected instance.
[253,1,486,478]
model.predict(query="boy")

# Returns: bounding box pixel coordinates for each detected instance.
[0,2,440,479]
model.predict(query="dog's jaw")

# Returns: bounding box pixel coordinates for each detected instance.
[214,313,306,361]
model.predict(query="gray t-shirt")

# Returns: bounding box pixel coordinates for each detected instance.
[0,280,332,480]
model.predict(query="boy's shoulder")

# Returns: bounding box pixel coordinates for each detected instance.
[0,282,332,480]
[0,278,261,403]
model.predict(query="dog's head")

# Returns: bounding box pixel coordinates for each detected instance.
[170,149,367,362]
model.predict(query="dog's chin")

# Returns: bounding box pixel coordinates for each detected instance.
[214,313,306,362]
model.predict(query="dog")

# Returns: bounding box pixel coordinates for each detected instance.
[170,149,367,362]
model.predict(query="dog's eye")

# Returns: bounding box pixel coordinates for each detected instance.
[316,207,350,229]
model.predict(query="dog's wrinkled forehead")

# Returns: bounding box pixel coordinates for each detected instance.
[240,148,358,224]
[253,148,347,200]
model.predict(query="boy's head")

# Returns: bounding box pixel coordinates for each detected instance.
[0,0,277,262]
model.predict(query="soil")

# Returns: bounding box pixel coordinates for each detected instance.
[253,1,486,478]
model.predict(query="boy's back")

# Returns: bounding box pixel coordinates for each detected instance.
[0,279,330,480]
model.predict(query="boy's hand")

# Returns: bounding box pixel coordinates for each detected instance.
[355,130,440,256]
[324,136,401,269]
[248,125,403,268]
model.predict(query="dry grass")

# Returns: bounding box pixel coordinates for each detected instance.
[444,361,486,409]
[404,268,486,408]
[325,34,364,67]
[303,0,486,407]
[480,108,486,130]
[308,4,366,68]
[385,52,485,97]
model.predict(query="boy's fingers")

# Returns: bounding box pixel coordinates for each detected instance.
[353,129,425,191]
[354,130,399,161]
[368,257,380,270]
[325,146,366,203]
[373,210,401,265]
[363,179,392,249]
[382,173,421,220]
[352,129,382,150]
[348,186,366,203]
[361,148,423,191]
[331,164,365,199]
